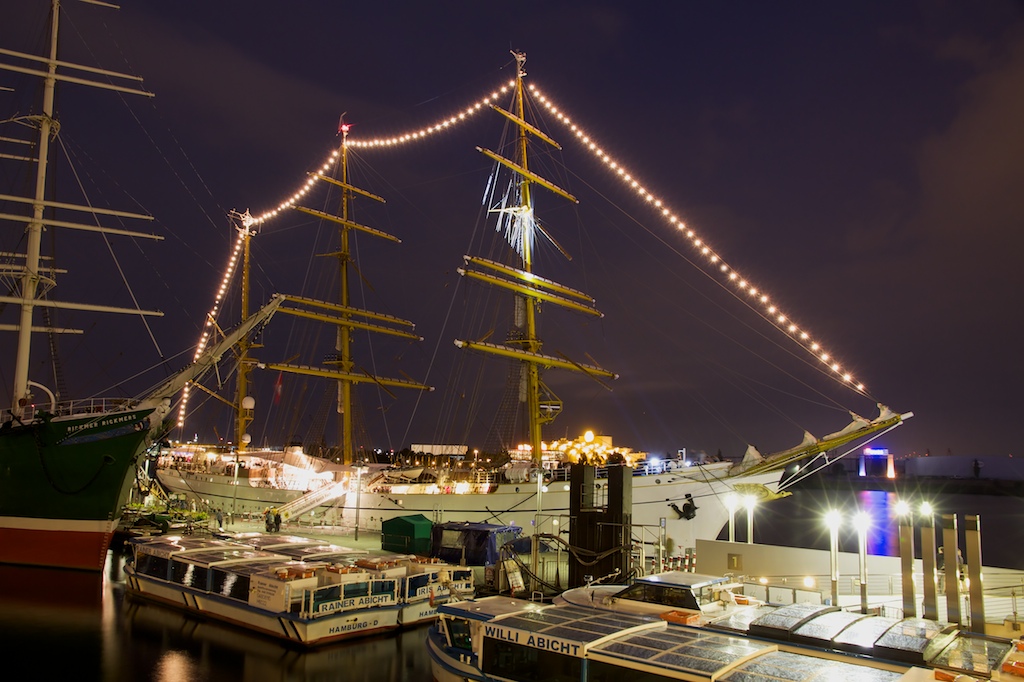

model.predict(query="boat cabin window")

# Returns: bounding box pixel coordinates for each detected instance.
[135,553,171,580]
[211,569,250,601]
[482,638,581,682]
[372,579,396,597]
[615,583,700,611]
[171,559,210,590]
[407,573,431,597]
[588,660,679,682]
[446,617,473,650]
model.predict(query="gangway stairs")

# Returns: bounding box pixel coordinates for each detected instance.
[277,481,348,520]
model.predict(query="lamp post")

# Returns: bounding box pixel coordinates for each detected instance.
[920,502,939,620]
[744,495,756,545]
[895,500,917,617]
[531,468,546,593]
[854,511,870,614]
[826,509,841,607]
[725,494,737,543]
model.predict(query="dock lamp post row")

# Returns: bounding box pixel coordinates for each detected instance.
[825,501,942,618]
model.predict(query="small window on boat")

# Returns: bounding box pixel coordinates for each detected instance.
[372,580,396,596]
[589,659,678,681]
[447,618,472,650]
[482,638,582,680]
[136,553,171,580]
[408,574,430,594]
[211,569,250,601]
[170,559,210,590]
[343,582,369,600]
[617,584,699,611]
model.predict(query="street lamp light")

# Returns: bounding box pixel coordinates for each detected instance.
[725,493,738,543]
[854,511,870,614]
[744,495,756,545]
[826,509,841,606]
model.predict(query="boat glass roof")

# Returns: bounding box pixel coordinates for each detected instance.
[832,616,902,649]
[718,650,904,682]
[592,628,771,676]
[494,604,658,645]
[930,634,1012,678]
[748,602,838,634]
[791,609,871,642]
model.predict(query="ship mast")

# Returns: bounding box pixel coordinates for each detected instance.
[4,0,159,414]
[457,51,616,469]
[10,4,60,409]
[234,221,256,450]
[255,123,432,465]
[336,128,355,464]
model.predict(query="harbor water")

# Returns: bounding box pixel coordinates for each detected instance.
[2,487,1021,682]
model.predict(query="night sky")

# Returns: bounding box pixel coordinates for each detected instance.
[1,2,1022,460]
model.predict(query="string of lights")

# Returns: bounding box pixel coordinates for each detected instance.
[179,75,868,434]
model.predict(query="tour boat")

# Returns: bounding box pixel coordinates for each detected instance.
[428,592,1021,681]
[123,533,474,646]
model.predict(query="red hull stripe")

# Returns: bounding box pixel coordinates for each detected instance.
[0,526,112,571]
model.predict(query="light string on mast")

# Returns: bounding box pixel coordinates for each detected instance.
[243,81,517,227]
[183,75,868,435]
[175,217,253,432]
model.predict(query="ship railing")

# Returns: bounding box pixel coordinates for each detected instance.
[5,396,139,422]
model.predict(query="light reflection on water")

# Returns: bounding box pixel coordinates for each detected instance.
[855,490,899,557]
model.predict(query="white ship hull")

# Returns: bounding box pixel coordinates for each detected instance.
[156,460,783,551]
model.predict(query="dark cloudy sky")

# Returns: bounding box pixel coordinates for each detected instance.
[2,2,1022,459]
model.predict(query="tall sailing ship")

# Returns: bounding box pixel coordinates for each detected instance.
[0,0,284,571]
[156,52,911,556]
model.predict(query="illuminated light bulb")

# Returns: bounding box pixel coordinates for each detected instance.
[800,332,809,339]
[729,273,738,280]
[788,324,797,333]
[843,373,852,382]
[760,295,768,303]
[739,280,747,288]
[821,353,830,361]
[777,314,786,323]
[811,343,820,351]
[856,383,865,391]
[831,363,840,372]
[768,306,776,314]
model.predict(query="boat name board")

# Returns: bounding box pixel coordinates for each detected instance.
[484,624,582,657]
[63,412,147,436]
[316,593,396,614]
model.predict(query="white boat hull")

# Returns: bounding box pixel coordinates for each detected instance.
[157,462,784,551]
